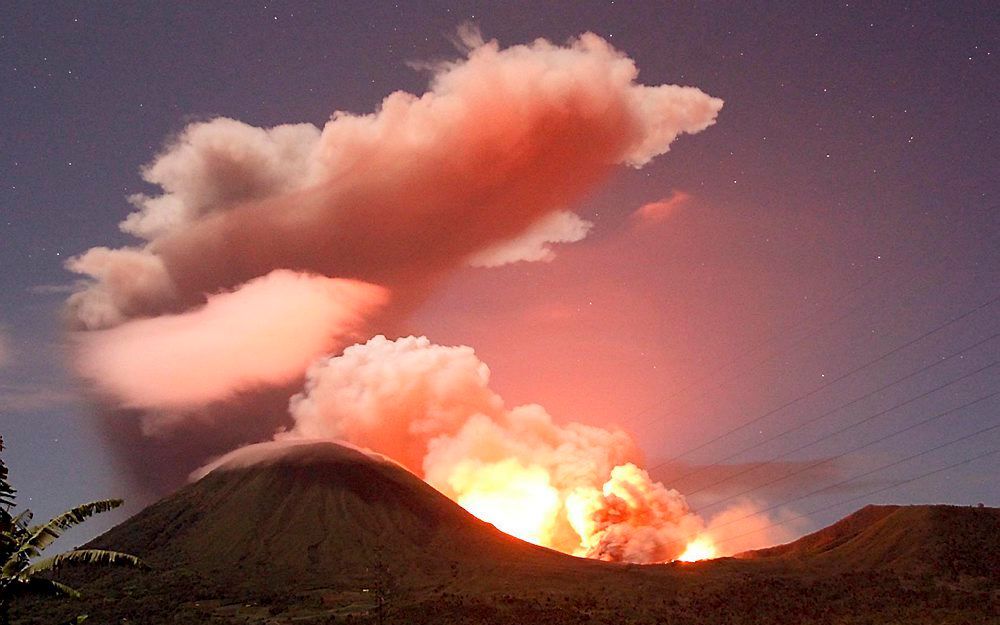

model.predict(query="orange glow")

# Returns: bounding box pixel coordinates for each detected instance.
[452,459,561,546]
[447,458,710,563]
[676,537,717,562]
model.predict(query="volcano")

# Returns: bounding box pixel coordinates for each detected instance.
[82,441,601,590]
[12,441,999,624]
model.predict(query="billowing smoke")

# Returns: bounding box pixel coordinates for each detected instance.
[58,30,775,561]
[467,210,594,267]
[66,30,722,489]
[276,335,784,562]
[74,271,387,416]
[632,190,691,224]
[67,31,722,332]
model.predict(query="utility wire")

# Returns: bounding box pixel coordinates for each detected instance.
[702,446,1000,552]
[682,360,999,500]
[663,332,1000,485]
[630,251,981,427]
[693,418,1000,535]
[651,293,999,468]
[694,383,997,510]
[658,421,1000,556]
[628,261,900,422]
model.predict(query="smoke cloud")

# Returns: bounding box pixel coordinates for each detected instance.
[467,210,594,267]
[74,271,387,416]
[276,335,784,562]
[67,30,721,478]
[61,30,763,560]
[633,190,691,224]
[700,500,800,556]
[68,31,721,330]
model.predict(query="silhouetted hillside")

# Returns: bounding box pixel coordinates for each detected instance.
[11,442,999,624]
[84,441,594,591]
[741,503,1000,580]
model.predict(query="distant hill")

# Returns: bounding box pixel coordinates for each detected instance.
[11,441,999,624]
[740,503,1000,579]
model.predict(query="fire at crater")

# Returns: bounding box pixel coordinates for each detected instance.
[283,335,719,563]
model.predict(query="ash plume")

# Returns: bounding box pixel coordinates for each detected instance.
[278,335,790,562]
[62,30,756,558]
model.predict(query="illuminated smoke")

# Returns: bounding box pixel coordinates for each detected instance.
[280,335,785,563]
[68,30,722,333]
[58,30,779,561]
[67,31,722,464]
[74,271,388,415]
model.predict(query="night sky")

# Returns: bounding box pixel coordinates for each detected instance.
[1,2,997,549]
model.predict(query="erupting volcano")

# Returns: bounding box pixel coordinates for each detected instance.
[55,28,771,564]
[221,334,775,563]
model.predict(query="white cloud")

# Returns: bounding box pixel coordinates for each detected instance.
[467,210,594,267]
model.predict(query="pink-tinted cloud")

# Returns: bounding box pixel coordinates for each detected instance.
[280,335,704,561]
[467,210,594,267]
[703,499,806,555]
[74,270,387,417]
[272,335,791,562]
[66,29,723,493]
[633,190,691,224]
[68,32,722,329]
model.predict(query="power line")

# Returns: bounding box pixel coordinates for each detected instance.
[650,292,999,468]
[657,420,1000,557]
[682,360,998,500]
[703,446,1000,553]
[694,383,997,510]
[627,260,901,422]
[693,418,1000,535]
[663,331,1000,486]
[630,248,988,430]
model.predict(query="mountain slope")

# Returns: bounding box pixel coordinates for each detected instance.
[11,441,999,624]
[740,504,1000,579]
[86,441,598,590]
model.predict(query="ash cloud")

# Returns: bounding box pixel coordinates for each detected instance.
[633,190,691,224]
[74,271,387,416]
[65,31,725,521]
[467,210,594,267]
[68,31,721,330]
[277,335,787,561]
[282,335,690,559]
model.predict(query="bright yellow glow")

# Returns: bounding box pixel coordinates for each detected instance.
[677,537,717,562]
[453,459,561,546]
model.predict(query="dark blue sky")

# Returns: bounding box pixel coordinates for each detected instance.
[1,2,997,547]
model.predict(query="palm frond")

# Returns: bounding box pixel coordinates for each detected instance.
[24,499,123,553]
[0,435,16,514]
[11,510,32,531]
[29,549,148,574]
[8,575,81,599]
[2,499,125,579]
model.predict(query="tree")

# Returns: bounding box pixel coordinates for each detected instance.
[0,436,147,625]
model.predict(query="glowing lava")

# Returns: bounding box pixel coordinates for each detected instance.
[452,459,561,546]
[677,537,717,562]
